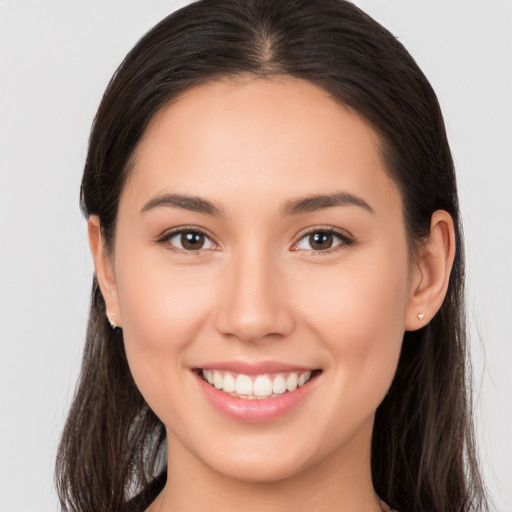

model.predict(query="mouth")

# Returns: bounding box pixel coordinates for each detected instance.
[195,368,322,400]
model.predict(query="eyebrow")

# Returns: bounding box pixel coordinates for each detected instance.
[141,191,374,217]
[141,193,224,216]
[282,191,374,216]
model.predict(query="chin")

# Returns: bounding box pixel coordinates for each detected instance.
[182,429,320,484]
[206,451,310,484]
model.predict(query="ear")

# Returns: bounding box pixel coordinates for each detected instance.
[405,210,456,331]
[88,216,122,328]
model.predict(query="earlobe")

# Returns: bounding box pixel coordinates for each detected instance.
[88,216,122,328]
[405,210,456,331]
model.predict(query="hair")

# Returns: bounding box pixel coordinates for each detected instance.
[55,1,488,511]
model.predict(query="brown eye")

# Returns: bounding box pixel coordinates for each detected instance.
[165,230,216,252]
[181,231,205,250]
[309,232,333,250]
[294,229,352,252]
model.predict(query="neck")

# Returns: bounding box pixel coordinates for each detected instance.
[152,423,382,512]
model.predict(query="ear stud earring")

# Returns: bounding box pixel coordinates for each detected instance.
[107,312,118,329]
[417,313,425,322]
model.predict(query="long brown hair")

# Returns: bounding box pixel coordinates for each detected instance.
[55,1,487,511]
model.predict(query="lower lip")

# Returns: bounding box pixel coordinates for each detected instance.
[194,372,318,423]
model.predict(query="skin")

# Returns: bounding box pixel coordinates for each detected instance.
[89,77,455,512]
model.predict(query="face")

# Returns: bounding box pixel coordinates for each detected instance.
[104,78,417,482]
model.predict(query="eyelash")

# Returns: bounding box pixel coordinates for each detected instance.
[156,225,217,256]
[293,226,355,255]
[156,225,355,256]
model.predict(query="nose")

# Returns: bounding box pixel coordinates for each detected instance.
[214,249,295,343]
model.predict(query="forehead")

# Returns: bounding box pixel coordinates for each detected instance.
[123,77,400,217]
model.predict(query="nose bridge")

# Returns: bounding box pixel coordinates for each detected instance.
[215,242,294,342]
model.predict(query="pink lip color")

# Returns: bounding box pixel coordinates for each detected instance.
[198,360,313,375]
[194,371,317,423]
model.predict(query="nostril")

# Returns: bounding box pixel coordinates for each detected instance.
[214,279,295,342]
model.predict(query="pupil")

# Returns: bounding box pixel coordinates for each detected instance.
[310,232,333,250]
[182,232,204,250]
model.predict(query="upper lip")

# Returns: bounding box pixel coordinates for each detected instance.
[195,360,317,375]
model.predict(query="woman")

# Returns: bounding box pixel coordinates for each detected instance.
[55,1,488,511]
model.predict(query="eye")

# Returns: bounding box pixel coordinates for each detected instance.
[161,228,217,252]
[293,228,353,253]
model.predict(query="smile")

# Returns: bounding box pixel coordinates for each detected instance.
[194,365,321,422]
[200,369,314,399]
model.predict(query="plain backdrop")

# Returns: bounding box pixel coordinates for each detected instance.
[0,1,511,510]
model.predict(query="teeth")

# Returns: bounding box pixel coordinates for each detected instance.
[272,375,287,394]
[286,373,298,392]
[298,370,311,387]
[235,374,253,395]
[213,370,223,389]
[253,375,273,396]
[201,369,314,398]
[223,373,236,393]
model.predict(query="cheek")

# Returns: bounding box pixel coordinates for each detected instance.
[116,250,216,339]
[293,249,409,407]
[113,250,218,410]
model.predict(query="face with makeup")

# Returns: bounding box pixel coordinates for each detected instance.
[89,77,454,488]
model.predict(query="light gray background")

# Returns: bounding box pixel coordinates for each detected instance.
[1,1,511,510]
